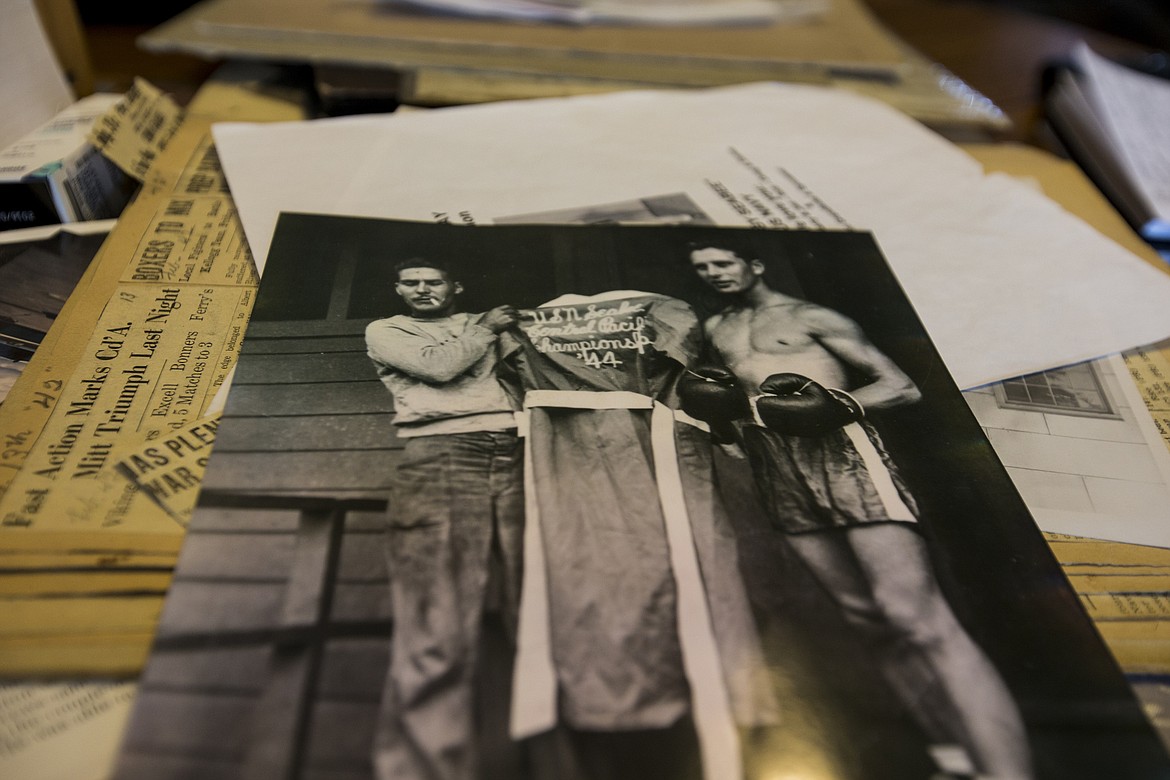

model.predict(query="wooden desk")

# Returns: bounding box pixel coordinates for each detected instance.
[9,8,1170,771]
[82,24,216,104]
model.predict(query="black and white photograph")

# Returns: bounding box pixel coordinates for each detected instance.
[0,223,110,362]
[112,213,1170,780]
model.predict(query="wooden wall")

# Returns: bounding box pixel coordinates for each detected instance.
[116,318,399,780]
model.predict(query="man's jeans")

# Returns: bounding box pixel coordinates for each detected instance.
[374,430,525,780]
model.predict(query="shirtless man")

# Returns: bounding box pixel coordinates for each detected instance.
[681,244,1033,780]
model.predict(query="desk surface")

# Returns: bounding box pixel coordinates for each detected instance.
[866,0,1160,143]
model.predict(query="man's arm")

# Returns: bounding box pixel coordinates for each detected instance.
[804,305,921,411]
[366,306,517,384]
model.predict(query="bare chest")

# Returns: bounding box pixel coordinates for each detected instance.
[711,309,814,359]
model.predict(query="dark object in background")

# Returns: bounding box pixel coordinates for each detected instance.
[972,0,1170,51]
[312,64,401,117]
[75,1,203,26]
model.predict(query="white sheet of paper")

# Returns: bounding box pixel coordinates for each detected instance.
[211,82,1170,390]
[0,0,75,149]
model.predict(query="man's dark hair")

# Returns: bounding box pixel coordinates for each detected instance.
[394,256,459,280]
[685,241,760,266]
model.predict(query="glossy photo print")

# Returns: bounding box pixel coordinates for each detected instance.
[112,214,1170,780]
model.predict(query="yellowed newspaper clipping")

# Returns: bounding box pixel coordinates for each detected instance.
[0,70,304,676]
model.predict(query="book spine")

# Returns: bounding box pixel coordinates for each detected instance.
[56,145,134,222]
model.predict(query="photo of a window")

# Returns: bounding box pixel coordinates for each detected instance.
[994,363,1120,418]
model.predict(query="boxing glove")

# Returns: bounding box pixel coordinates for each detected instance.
[678,366,751,438]
[755,373,862,436]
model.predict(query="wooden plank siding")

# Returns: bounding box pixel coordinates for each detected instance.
[120,320,399,779]
[231,351,376,386]
[204,319,402,504]
[224,382,393,417]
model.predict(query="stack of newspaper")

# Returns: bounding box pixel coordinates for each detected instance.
[138,0,1010,137]
[0,70,306,679]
